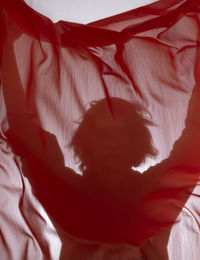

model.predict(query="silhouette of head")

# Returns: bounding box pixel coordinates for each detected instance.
[70,97,157,173]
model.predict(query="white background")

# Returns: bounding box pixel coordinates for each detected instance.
[25,0,158,24]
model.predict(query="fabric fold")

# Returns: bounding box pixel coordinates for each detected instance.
[0,0,200,259]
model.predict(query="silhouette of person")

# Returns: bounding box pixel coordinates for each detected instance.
[6,96,159,244]
[5,91,200,249]
[67,97,158,244]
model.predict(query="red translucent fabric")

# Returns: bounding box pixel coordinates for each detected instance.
[0,0,200,259]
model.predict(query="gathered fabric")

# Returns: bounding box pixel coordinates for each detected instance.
[0,0,200,259]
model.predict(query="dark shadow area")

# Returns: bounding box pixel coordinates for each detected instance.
[65,97,158,244]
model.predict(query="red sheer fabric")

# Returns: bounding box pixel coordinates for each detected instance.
[0,0,200,259]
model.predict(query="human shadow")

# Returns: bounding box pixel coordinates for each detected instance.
[5,91,200,260]
[6,96,159,244]
[66,97,158,244]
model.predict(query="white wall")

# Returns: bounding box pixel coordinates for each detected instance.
[25,0,158,24]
